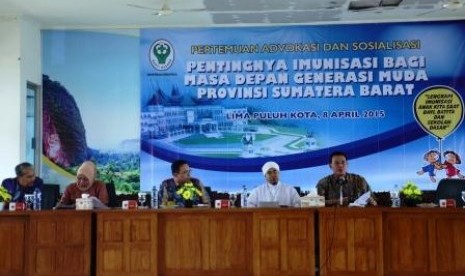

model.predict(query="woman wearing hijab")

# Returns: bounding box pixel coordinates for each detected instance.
[56,161,109,207]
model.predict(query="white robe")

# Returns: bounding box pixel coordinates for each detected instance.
[246,181,301,207]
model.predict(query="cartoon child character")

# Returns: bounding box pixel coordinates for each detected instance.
[443,150,464,179]
[416,150,442,183]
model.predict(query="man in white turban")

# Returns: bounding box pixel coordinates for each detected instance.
[56,161,109,208]
[246,161,301,207]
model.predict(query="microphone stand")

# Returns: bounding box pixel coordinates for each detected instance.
[337,177,345,206]
[339,185,343,206]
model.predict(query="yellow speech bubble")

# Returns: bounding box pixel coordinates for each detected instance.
[413,86,464,139]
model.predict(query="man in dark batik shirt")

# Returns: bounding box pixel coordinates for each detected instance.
[316,151,377,207]
[158,159,210,207]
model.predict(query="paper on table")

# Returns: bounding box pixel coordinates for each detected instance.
[90,196,110,209]
[348,191,371,207]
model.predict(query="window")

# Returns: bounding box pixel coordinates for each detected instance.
[26,82,42,169]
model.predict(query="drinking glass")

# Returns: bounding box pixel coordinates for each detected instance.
[229,193,237,208]
[138,192,147,209]
[24,194,34,210]
[462,191,465,208]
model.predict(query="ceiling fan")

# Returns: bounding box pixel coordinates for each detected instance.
[417,0,465,16]
[127,0,206,16]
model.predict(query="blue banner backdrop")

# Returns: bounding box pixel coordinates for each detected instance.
[140,21,465,193]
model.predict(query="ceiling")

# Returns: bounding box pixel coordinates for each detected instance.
[0,0,465,29]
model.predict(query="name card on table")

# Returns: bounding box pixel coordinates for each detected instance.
[215,199,230,209]
[9,202,26,211]
[439,199,456,208]
[122,200,138,209]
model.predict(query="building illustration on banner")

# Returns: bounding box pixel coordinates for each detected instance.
[141,86,318,159]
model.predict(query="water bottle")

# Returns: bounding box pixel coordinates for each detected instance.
[151,185,158,209]
[33,188,42,210]
[391,184,400,208]
[241,185,248,208]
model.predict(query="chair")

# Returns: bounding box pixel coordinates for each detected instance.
[435,178,465,207]
[106,182,118,208]
[42,184,60,210]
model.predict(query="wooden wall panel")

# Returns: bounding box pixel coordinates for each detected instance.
[384,214,429,273]
[384,209,465,276]
[158,210,252,276]
[319,208,382,276]
[253,209,315,276]
[433,217,465,272]
[207,216,250,271]
[161,215,205,271]
[96,211,157,276]
[0,214,28,276]
[28,211,92,276]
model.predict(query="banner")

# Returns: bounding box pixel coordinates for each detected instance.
[140,21,465,193]
[42,30,140,193]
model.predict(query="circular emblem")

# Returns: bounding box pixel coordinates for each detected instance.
[149,39,174,71]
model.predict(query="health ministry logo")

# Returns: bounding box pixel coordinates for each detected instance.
[149,39,174,71]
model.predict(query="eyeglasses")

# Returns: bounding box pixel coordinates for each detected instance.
[179,169,192,175]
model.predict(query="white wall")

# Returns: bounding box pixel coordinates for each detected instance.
[20,17,42,169]
[0,16,41,179]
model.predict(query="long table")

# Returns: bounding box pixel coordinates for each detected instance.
[96,208,315,276]
[319,207,465,276]
[1,207,465,276]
